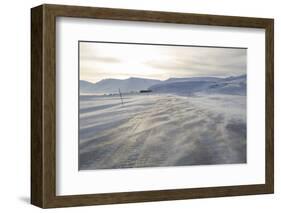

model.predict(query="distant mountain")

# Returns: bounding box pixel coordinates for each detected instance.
[207,74,246,95]
[149,80,213,95]
[164,77,221,83]
[223,74,246,83]
[80,75,246,95]
[149,75,246,95]
[80,77,161,94]
[80,80,96,93]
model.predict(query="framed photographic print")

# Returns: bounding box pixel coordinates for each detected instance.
[31,4,274,208]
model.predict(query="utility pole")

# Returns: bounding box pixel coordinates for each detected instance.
[119,88,124,105]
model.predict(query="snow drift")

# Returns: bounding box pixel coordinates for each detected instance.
[79,75,247,170]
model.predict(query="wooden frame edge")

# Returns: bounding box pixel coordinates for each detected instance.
[44,184,270,208]
[265,18,274,194]
[31,4,274,208]
[31,5,44,208]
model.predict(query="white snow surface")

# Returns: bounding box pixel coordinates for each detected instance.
[79,92,246,170]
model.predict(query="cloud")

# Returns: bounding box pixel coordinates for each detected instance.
[81,55,121,64]
[80,42,247,83]
[146,47,246,77]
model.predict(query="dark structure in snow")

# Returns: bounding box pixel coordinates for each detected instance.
[140,90,152,93]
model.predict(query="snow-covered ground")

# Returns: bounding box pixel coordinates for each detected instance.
[79,92,246,170]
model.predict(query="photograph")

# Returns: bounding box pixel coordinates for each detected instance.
[78,41,247,170]
[30,4,274,208]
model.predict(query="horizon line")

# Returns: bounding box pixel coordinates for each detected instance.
[80,74,246,84]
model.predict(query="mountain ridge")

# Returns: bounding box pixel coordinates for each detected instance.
[80,77,162,94]
[80,75,246,95]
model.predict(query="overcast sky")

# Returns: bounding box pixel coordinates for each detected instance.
[80,42,247,83]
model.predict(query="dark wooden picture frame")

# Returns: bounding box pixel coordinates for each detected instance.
[31,4,274,208]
